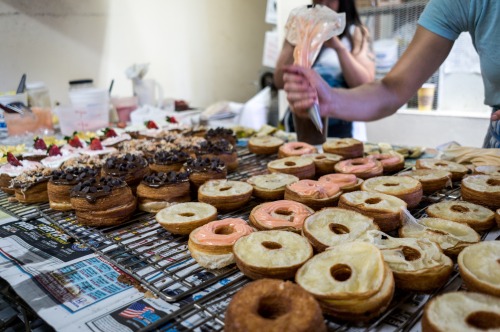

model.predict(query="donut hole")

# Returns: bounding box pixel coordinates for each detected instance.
[214,225,235,235]
[466,311,500,330]
[401,246,421,261]
[428,229,448,236]
[330,264,352,282]
[365,197,382,205]
[315,155,326,160]
[179,212,195,217]
[486,178,500,186]
[383,183,399,187]
[352,161,366,166]
[293,146,304,151]
[451,205,470,213]
[219,186,233,192]
[284,161,296,167]
[257,296,290,320]
[274,209,293,221]
[329,223,350,235]
[261,241,282,250]
[435,162,448,167]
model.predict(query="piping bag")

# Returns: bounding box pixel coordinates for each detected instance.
[285,4,346,133]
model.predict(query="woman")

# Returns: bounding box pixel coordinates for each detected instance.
[274,0,375,138]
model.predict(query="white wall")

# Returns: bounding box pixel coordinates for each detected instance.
[0,0,270,107]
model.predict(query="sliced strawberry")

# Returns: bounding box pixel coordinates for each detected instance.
[104,127,118,138]
[145,120,158,129]
[6,152,22,167]
[33,137,47,150]
[166,116,177,124]
[89,138,103,151]
[47,145,62,156]
[68,136,83,148]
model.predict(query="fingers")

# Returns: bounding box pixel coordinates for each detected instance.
[492,110,500,121]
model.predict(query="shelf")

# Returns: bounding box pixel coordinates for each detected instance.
[358,0,428,16]
[397,108,491,119]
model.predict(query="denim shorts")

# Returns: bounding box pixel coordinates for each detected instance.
[483,106,500,148]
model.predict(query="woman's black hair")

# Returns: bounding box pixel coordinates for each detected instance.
[338,0,367,52]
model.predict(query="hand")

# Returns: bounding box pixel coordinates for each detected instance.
[324,36,345,52]
[492,110,500,121]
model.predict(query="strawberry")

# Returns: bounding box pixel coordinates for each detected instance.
[33,137,47,150]
[89,138,103,151]
[68,136,83,148]
[47,145,62,156]
[104,127,118,138]
[145,120,158,129]
[6,152,22,167]
[166,116,177,124]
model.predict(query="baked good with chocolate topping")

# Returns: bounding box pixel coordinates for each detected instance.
[426,200,495,231]
[136,171,190,213]
[246,173,299,200]
[461,174,500,210]
[334,157,384,179]
[188,218,254,269]
[224,279,326,332]
[302,208,379,252]
[422,292,500,332]
[397,169,452,194]
[197,139,238,171]
[369,152,405,173]
[416,159,468,181]
[284,179,342,210]
[322,138,364,159]
[267,156,315,180]
[48,167,100,211]
[0,155,42,195]
[361,175,423,209]
[101,153,150,192]
[183,157,227,190]
[249,200,314,232]
[11,168,52,204]
[61,154,105,170]
[248,135,284,155]
[302,153,343,176]
[204,127,237,145]
[155,202,217,235]
[474,165,500,176]
[198,179,253,212]
[278,142,317,158]
[318,173,363,192]
[233,230,313,280]
[70,176,137,227]
[496,208,500,228]
[150,150,190,173]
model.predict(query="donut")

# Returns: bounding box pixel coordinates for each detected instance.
[338,191,407,232]
[284,179,342,210]
[497,208,500,228]
[399,217,480,257]
[302,153,343,176]
[295,241,394,321]
[0,159,42,195]
[233,230,313,280]
[155,202,217,235]
[267,156,315,180]
[426,201,495,232]
[334,157,383,179]
[183,157,227,190]
[248,135,284,155]
[224,279,326,332]
[318,173,363,192]
[369,152,405,173]
[302,207,379,252]
[249,200,314,232]
[198,139,239,172]
[458,241,500,297]
[361,175,423,209]
[246,173,299,200]
[101,153,150,193]
[12,168,53,204]
[474,165,500,176]
[397,169,452,194]
[188,218,254,269]
[198,180,253,212]
[150,149,191,173]
[461,174,500,210]
[363,230,453,293]
[416,159,468,181]
[278,142,317,158]
[322,138,364,159]
[422,292,500,332]
[205,127,237,146]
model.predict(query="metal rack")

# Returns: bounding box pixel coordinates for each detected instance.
[0,149,478,332]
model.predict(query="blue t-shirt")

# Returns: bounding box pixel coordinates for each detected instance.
[418,0,500,106]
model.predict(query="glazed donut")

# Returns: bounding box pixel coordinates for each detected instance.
[422,292,500,332]
[233,230,313,280]
[322,138,364,159]
[155,202,217,235]
[246,173,299,200]
[369,152,405,173]
[334,157,383,179]
[416,159,468,181]
[318,173,363,192]
[361,175,423,209]
[278,142,317,158]
[284,179,342,210]
[474,165,500,176]
[249,200,314,232]
[338,191,407,232]
[426,201,495,232]
[295,241,394,322]
[397,169,452,194]
[399,217,480,257]
[248,135,284,155]
[267,156,315,180]
[363,230,453,293]
[302,153,343,176]
[302,207,379,252]
[461,174,500,210]
[496,208,500,228]
[458,241,500,297]
[224,279,326,332]
[188,218,254,269]
[198,180,253,212]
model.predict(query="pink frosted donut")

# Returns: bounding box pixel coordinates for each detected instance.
[334,157,383,179]
[319,174,357,189]
[369,153,405,173]
[278,142,317,158]
[287,180,340,199]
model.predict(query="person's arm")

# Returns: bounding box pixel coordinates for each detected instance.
[284,26,454,121]
[274,40,295,89]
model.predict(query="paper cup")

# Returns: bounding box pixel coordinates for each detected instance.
[418,83,435,111]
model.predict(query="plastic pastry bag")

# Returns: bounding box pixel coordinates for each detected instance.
[285,4,345,132]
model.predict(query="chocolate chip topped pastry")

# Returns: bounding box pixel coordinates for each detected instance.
[136,171,191,213]
[70,176,136,227]
[102,153,150,191]
[11,168,52,204]
[197,139,238,171]
[61,154,104,170]
[150,150,191,173]
[48,167,100,211]
[205,127,237,145]
[183,157,227,189]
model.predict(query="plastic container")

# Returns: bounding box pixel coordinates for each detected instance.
[0,92,28,139]
[373,39,398,74]
[111,96,138,123]
[26,81,51,108]
[69,79,94,90]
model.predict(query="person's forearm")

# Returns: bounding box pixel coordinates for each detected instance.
[336,47,374,87]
